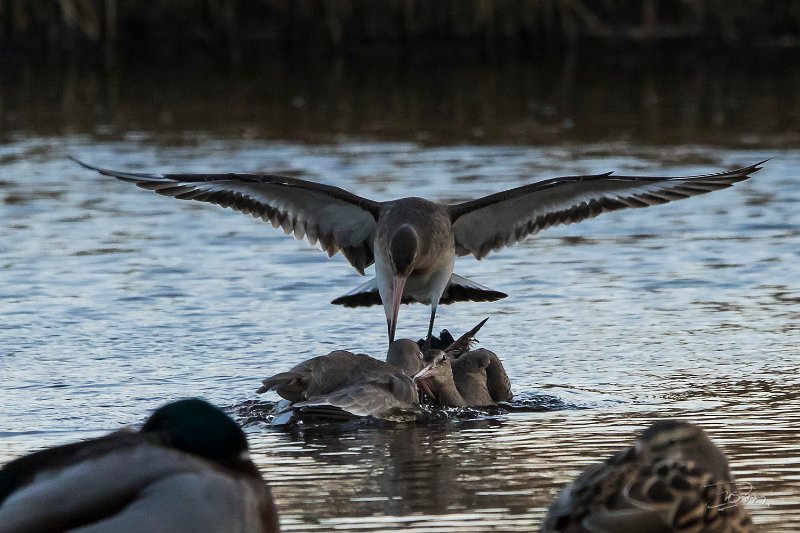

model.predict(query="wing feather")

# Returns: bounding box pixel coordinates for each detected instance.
[73,158,381,274]
[449,161,766,259]
[295,383,416,418]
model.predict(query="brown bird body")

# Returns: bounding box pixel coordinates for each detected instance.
[410,317,512,407]
[414,347,512,407]
[542,420,756,533]
[74,158,765,344]
[257,341,423,419]
[451,348,512,405]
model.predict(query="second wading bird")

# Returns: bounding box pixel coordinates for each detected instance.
[74,158,764,346]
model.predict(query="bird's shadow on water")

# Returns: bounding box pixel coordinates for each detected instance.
[232,391,584,431]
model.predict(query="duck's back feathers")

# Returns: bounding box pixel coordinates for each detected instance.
[542,420,755,533]
[0,431,147,508]
[0,399,279,533]
[1,437,275,533]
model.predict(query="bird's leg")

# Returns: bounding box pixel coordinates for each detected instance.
[423,305,437,352]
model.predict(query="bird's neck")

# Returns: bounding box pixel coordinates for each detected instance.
[434,379,467,407]
[387,352,422,376]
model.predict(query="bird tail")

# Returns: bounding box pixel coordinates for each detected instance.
[256,372,302,395]
[331,273,507,308]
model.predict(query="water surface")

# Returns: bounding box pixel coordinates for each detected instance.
[0,115,798,529]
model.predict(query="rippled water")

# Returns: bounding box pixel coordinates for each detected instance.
[0,136,798,530]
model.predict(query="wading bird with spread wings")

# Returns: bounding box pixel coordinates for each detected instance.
[74,158,764,347]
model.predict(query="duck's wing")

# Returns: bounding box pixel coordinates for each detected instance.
[73,158,381,274]
[449,161,765,259]
[448,348,512,402]
[0,432,143,507]
[1,439,274,532]
[74,468,275,533]
[449,351,495,406]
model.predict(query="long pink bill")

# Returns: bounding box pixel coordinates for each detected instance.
[388,274,407,343]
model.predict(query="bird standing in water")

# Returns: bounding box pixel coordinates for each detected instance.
[74,158,764,346]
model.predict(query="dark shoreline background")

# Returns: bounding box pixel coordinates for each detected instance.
[3,0,800,68]
[3,58,799,147]
[2,2,798,147]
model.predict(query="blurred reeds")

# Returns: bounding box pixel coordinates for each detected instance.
[2,0,799,67]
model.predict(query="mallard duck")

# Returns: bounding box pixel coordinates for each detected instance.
[0,399,279,533]
[541,420,756,533]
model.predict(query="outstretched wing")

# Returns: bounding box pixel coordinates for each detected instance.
[73,158,382,274]
[449,161,766,260]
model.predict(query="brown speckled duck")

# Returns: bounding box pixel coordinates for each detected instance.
[542,420,756,533]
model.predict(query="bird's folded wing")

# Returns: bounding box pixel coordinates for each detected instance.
[73,158,381,274]
[296,383,413,418]
[449,162,765,259]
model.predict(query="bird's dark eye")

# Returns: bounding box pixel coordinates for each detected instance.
[442,355,448,362]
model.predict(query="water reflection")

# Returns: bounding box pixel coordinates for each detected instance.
[250,395,800,531]
[2,60,800,146]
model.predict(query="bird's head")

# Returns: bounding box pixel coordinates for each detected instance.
[388,224,419,277]
[635,420,731,480]
[142,398,251,469]
[386,339,424,375]
[412,350,454,403]
[385,225,420,343]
